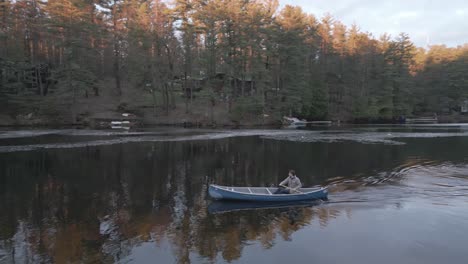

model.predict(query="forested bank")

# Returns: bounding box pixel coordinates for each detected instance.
[1,0,467,126]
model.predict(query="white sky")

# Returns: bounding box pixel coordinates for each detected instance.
[280,0,468,47]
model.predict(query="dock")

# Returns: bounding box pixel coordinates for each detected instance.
[405,117,438,124]
[90,113,142,129]
[308,121,333,125]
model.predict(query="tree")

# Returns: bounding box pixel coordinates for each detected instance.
[385,33,415,117]
[1,0,468,125]
[273,5,309,115]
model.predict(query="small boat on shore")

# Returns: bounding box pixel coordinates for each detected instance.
[283,116,307,128]
[208,184,328,202]
[405,117,438,124]
[282,116,333,128]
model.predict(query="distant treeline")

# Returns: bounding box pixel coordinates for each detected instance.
[1,0,467,121]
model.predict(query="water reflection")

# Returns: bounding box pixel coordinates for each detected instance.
[1,133,468,263]
[207,200,324,214]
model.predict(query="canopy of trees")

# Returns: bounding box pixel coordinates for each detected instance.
[1,0,467,123]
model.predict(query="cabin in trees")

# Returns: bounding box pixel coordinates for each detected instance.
[181,73,256,98]
[181,76,205,98]
[0,59,55,96]
[461,100,468,114]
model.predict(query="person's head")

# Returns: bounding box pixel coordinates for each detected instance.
[288,169,296,177]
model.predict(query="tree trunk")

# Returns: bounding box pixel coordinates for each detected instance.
[170,81,175,109]
[184,72,189,113]
[190,81,193,106]
[113,43,121,96]
[112,2,121,96]
[164,44,176,109]
[1,0,7,59]
[68,63,76,123]
[164,83,169,115]
[241,75,245,97]
[152,89,157,116]
[37,67,43,96]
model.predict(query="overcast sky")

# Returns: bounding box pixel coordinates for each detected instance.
[280,0,468,47]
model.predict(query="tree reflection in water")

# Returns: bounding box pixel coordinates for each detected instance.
[2,134,462,263]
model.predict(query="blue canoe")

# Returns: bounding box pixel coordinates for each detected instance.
[208,184,328,202]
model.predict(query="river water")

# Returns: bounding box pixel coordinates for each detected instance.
[0,125,468,263]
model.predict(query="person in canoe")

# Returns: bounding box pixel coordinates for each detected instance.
[274,169,302,194]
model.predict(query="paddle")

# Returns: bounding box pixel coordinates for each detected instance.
[279,184,303,194]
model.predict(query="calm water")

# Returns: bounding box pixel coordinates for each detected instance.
[1,126,468,263]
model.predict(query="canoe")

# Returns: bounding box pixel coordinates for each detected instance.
[208,184,328,202]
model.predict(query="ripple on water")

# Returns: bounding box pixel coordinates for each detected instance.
[327,161,468,206]
[0,129,309,153]
[262,131,468,145]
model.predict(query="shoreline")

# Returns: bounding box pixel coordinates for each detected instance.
[2,110,468,130]
[2,120,468,130]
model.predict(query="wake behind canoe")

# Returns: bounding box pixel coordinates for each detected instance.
[208,184,328,202]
